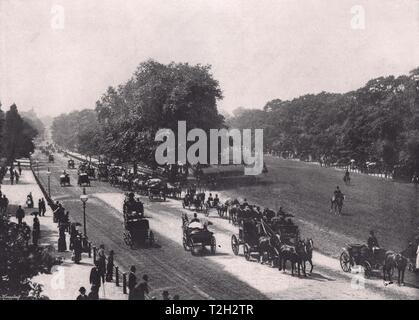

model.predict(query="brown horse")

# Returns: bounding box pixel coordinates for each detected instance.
[383,251,408,286]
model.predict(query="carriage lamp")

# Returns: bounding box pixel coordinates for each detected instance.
[46,168,51,198]
[80,187,89,237]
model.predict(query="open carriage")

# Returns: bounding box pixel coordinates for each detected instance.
[340,244,390,277]
[182,213,216,255]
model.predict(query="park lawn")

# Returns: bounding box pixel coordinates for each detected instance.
[217,156,419,258]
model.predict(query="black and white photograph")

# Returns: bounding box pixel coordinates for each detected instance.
[0,0,419,305]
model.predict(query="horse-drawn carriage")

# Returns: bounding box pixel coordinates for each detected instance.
[269,217,300,245]
[97,164,109,181]
[67,159,75,169]
[182,192,206,213]
[231,218,262,260]
[123,212,154,248]
[60,173,70,186]
[48,154,54,163]
[182,213,216,255]
[122,192,153,247]
[123,193,144,217]
[340,244,389,278]
[147,179,166,201]
[77,173,90,186]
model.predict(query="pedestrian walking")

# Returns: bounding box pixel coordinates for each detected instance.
[0,196,5,215]
[105,250,114,282]
[2,195,8,214]
[14,170,19,184]
[96,244,107,283]
[32,214,40,246]
[38,199,42,216]
[10,171,14,185]
[73,235,82,263]
[76,287,88,300]
[40,198,46,216]
[58,226,67,252]
[16,205,25,224]
[17,161,22,176]
[128,265,137,300]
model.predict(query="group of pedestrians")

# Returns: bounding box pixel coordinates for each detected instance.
[7,164,22,185]
[78,244,115,300]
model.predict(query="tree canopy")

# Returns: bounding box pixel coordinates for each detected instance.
[52,60,225,166]
[227,68,419,176]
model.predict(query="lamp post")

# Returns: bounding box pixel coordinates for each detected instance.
[46,168,51,197]
[80,187,88,237]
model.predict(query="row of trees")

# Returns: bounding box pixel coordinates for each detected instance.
[52,60,225,168]
[227,68,419,177]
[0,103,40,165]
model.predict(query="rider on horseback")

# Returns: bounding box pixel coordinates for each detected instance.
[367,230,380,259]
[334,186,343,201]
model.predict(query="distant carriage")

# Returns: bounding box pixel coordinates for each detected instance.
[77,173,90,186]
[60,174,70,186]
[86,167,95,179]
[97,164,109,181]
[182,213,216,255]
[147,178,166,201]
[123,193,153,247]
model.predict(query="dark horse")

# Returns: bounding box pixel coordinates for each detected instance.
[383,251,408,286]
[278,242,306,277]
[300,238,314,274]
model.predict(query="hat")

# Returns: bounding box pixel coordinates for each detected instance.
[79,287,86,294]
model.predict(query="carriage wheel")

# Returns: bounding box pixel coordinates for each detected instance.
[149,231,155,246]
[243,244,251,261]
[210,236,216,255]
[231,235,239,255]
[340,251,351,272]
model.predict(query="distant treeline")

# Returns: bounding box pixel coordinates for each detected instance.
[0,103,40,165]
[227,68,419,178]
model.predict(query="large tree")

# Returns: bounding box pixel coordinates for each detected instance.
[2,104,37,163]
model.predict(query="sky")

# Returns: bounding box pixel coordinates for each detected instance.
[0,0,418,117]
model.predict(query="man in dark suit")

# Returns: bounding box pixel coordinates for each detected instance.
[16,205,25,224]
[128,265,137,300]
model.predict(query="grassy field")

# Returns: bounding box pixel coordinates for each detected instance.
[217,156,419,258]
